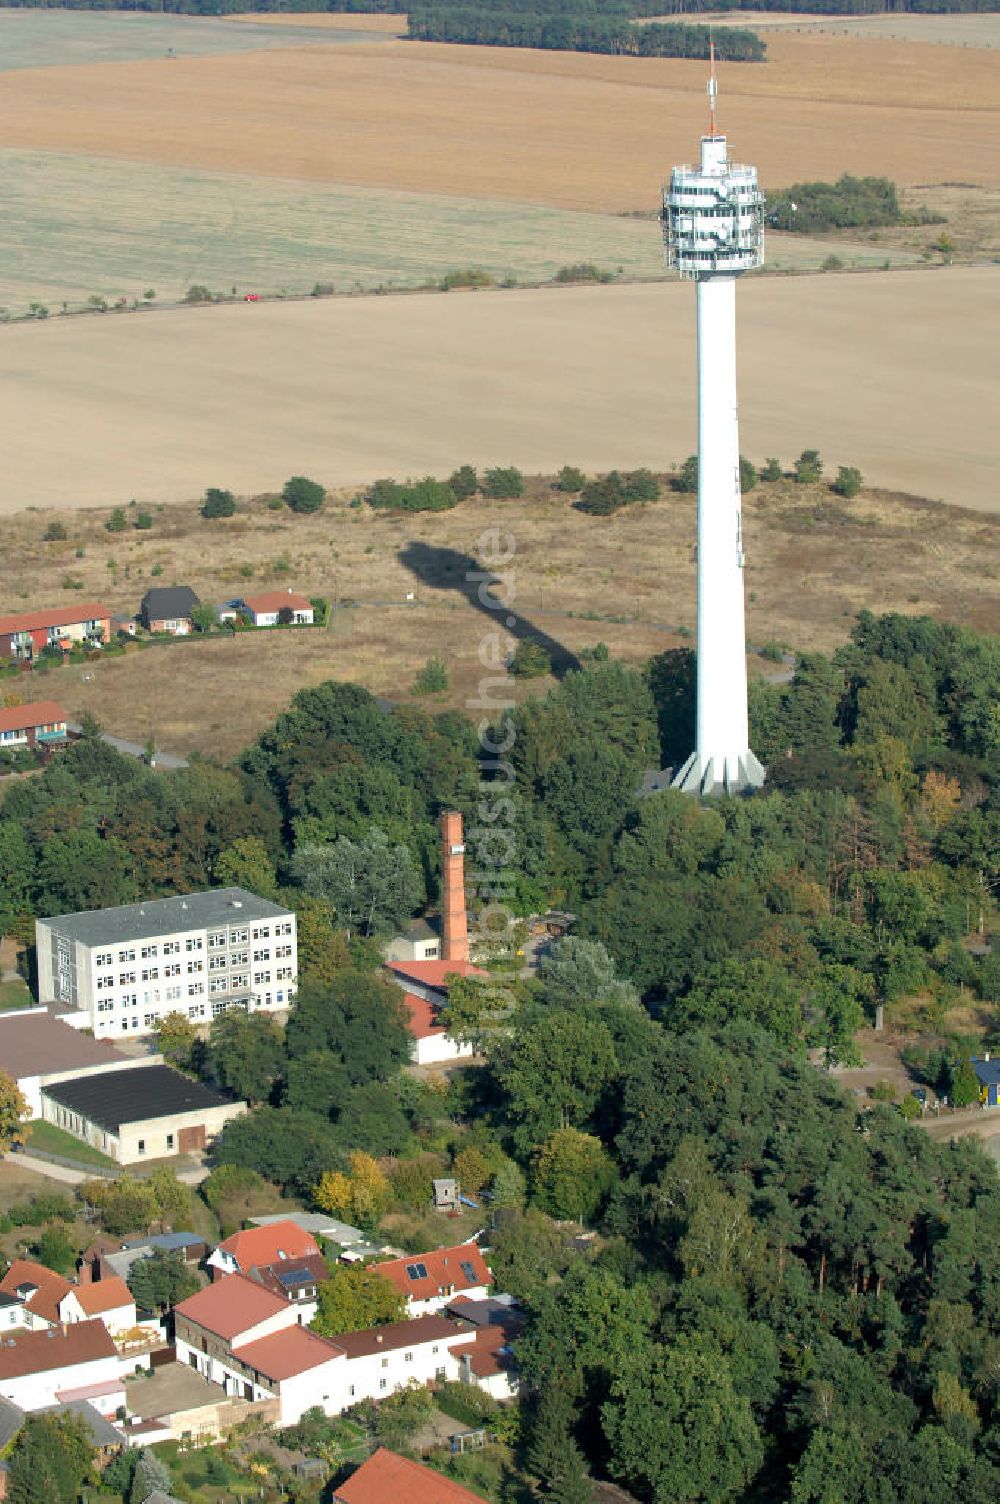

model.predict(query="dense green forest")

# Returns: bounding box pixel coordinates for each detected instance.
[406,10,768,60]
[2,609,999,1499]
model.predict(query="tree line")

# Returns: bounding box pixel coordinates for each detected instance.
[407,9,768,60]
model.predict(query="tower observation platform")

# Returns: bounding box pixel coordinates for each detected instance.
[660,54,765,797]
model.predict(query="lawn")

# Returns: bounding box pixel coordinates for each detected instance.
[0,979,32,1011]
[24,1119,117,1170]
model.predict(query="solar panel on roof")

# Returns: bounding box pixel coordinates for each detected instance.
[276,1267,313,1287]
[459,1260,479,1283]
[405,1262,429,1281]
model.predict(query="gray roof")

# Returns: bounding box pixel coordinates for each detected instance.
[250,1212,363,1244]
[0,1396,25,1450]
[140,586,200,620]
[41,1399,125,1449]
[44,1064,237,1133]
[39,887,292,948]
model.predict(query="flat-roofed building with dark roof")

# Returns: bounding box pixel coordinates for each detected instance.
[41,1064,245,1165]
[35,887,297,1039]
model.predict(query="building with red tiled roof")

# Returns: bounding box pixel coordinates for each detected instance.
[207,1220,321,1281]
[384,960,486,1067]
[334,1448,487,1504]
[61,1276,137,1337]
[0,606,111,663]
[0,701,68,750]
[0,1319,123,1412]
[0,1260,72,1328]
[236,1325,341,1383]
[372,1245,491,1317]
[174,1273,290,1343]
[239,590,314,627]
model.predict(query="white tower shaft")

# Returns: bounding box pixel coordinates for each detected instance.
[672,276,764,795]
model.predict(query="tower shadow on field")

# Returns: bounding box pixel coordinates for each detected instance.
[398,541,580,680]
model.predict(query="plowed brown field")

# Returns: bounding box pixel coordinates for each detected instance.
[0,32,996,211]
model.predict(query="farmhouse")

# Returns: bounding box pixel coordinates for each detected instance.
[372,1243,491,1317]
[41,1064,245,1165]
[208,1222,327,1315]
[238,589,314,627]
[35,886,298,1037]
[0,605,111,662]
[0,701,68,751]
[139,585,200,635]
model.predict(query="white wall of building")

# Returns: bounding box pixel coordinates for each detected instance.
[0,1353,129,1413]
[411,1033,474,1067]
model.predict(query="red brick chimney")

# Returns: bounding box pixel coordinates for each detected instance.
[441,811,469,964]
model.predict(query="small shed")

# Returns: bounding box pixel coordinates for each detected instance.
[434,1178,458,1211]
[972,1056,1000,1107]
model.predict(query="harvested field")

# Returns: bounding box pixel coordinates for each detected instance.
[0,8,385,71]
[0,270,995,513]
[0,147,919,313]
[10,473,997,762]
[696,11,1000,48]
[0,31,996,215]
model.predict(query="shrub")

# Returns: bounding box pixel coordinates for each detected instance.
[821,254,844,272]
[761,457,782,482]
[106,507,127,533]
[184,284,213,304]
[367,477,457,513]
[61,576,85,591]
[134,512,153,531]
[673,455,698,493]
[202,487,236,519]
[283,476,325,514]
[553,263,613,284]
[739,456,758,493]
[623,468,660,502]
[483,466,524,499]
[151,563,163,577]
[414,656,449,694]
[510,640,551,678]
[43,521,67,542]
[794,449,823,484]
[448,465,479,500]
[554,465,586,494]
[758,640,784,663]
[439,268,493,291]
[831,465,863,499]
[311,282,335,296]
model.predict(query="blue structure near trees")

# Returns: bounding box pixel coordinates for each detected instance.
[971,1057,1000,1107]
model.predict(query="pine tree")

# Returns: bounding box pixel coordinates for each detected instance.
[129,1448,174,1503]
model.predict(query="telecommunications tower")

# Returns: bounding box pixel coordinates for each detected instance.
[662,48,765,795]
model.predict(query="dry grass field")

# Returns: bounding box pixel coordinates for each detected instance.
[6,471,996,762]
[0,29,996,214]
[1,147,908,313]
[1,270,995,514]
[698,11,1000,47]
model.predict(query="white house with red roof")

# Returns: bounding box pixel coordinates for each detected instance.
[0,1319,134,1413]
[371,1243,491,1318]
[0,1260,137,1340]
[385,960,484,1066]
[61,1277,136,1337]
[238,590,314,627]
[207,1219,322,1281]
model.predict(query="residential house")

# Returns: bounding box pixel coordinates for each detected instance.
[0,1262,71,1331]
[248,1213,364,1249]
[0,605,111,663]
[139,586,200,636]
[35,886,298,1038]
[333,1448,488,1504]
[110,614,136,638]
[40,1065,245,1165]
[446,1297,523,1402]
[371,1243,491,1317]
[174,1276,479,1423]
[207,1220,322,1281]
[0,701,68,752]
[0,1261,136,1339]
[0,1320,131,1412]
[80,1232,206,1287]
[238,590,314,627]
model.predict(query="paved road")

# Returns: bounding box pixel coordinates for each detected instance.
[4,1150,90,1185]
[66,723,188,769]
